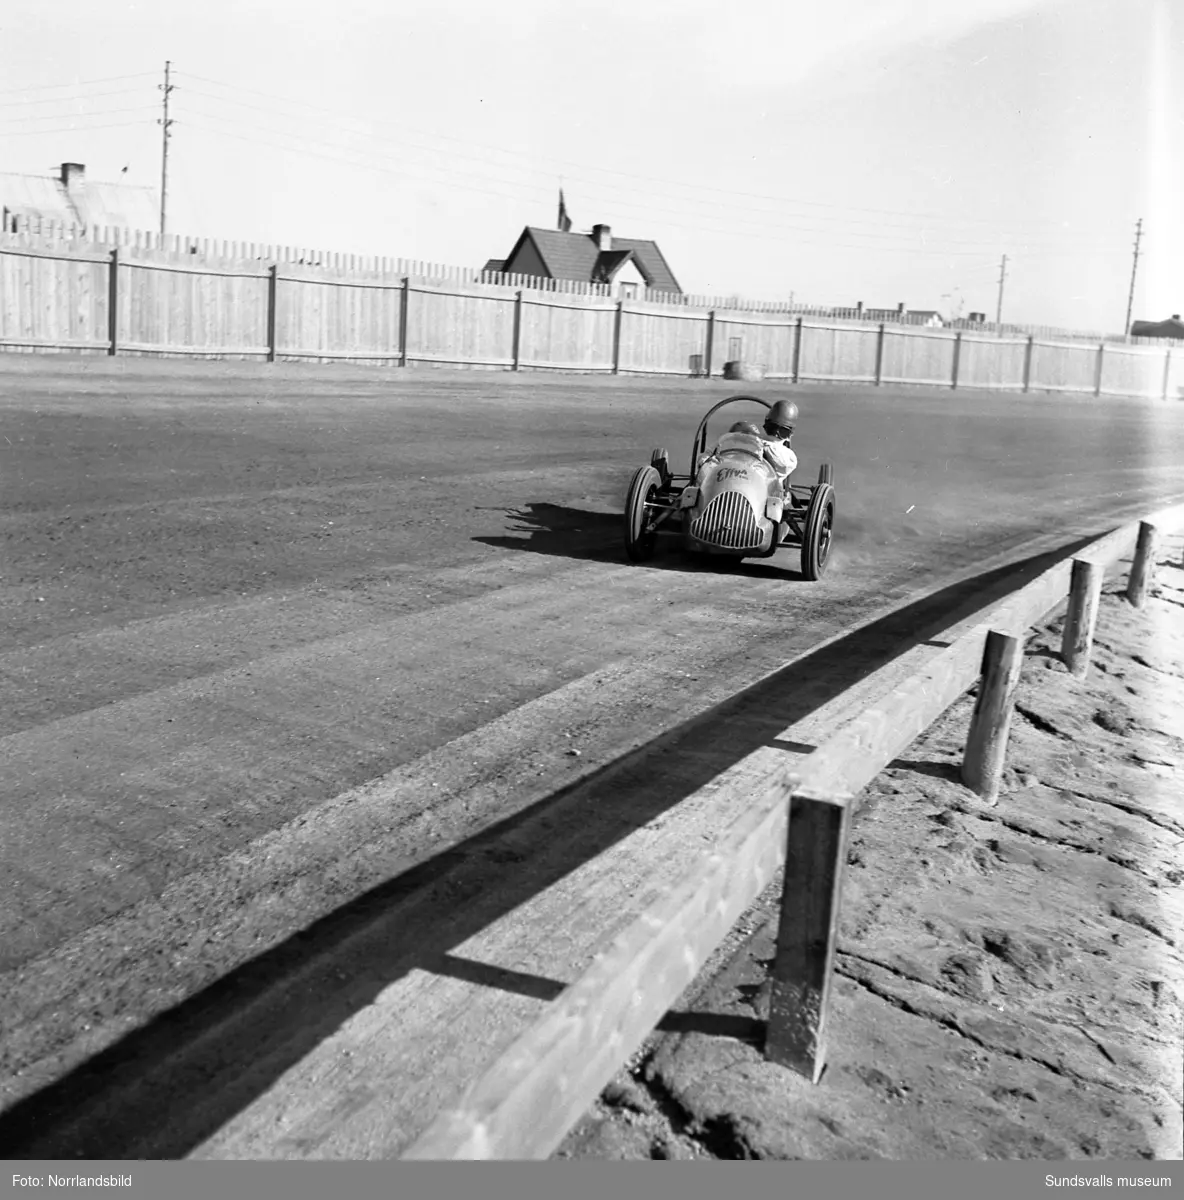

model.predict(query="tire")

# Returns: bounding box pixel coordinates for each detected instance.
[801,483,835,580]
[817,462,834,486]
[650,447,671,485]
[624,464,663,562]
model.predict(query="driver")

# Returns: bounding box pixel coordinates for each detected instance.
[760,400,799,487]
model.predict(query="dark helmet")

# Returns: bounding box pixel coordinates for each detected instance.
[764,399,799,440]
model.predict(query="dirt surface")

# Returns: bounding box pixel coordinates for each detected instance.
[558,542,1184,1161]
[2,356,1184,1157]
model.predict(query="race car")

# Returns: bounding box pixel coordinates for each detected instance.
[623,393,836,579]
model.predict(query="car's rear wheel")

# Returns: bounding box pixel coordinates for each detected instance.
[624,464,663,562]
[801,482,835,580]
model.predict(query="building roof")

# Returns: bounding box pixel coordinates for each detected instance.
[0,165,158,231]
[482,258,506,274]
[506,226,681,293]
[1130,316,1184,340]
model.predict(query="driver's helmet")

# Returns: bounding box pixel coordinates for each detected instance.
[763,400,799,441]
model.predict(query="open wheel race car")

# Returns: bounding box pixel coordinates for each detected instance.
[623,394,836,579]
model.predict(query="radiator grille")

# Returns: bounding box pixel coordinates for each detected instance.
[690,490,762,549]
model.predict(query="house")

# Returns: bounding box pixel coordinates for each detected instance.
[487,222,682,299]
[1130,315,1184,340]
[906,310,945,328]
[1,162,159,234]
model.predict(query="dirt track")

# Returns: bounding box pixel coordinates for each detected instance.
[2,356,1184,1157]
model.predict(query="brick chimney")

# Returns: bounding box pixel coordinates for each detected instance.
[592,223,612,252]
[60,163,86,191]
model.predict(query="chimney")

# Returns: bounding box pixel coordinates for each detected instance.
[855,301,864,316]
[1173,314,1181,321]
[897,302,905,313]
[60,163,86,191]
[592,223,611,252]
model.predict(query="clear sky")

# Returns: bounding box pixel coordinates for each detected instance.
[1,0,1179,332]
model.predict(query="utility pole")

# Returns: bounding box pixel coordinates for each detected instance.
[995,254,1007,329]
[158,60,175,236]
[1123,218,1143,336]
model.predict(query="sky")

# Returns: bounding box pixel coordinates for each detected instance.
[1,0,1180,333]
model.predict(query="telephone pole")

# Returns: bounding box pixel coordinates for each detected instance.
[158,61,175,235]
[1123,218,1143,336]
[995,254,1007,329]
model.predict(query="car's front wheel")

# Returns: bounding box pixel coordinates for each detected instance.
[624,465,663,562]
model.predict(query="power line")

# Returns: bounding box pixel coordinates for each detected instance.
[0,87,153,109]
[0,71,158,96]
[0,119,155,137]
[995,254,1008,326]
[0,104,158,126]
[171,68,1123,243]
[175,96,1119,256]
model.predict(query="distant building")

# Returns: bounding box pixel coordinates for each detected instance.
[906,310,945,328]
[486,222,682,299]
[1130,314,1184,340]
[0,162,158,234]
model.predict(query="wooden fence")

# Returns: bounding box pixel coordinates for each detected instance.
[1,233,1180,399]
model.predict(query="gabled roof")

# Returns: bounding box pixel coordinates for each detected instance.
[505,226,681,293]
[0,168,157,231]
[482,258,506,273]
[592,248,635,282]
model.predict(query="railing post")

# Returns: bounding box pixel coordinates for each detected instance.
[766,788,853,1083]
[612,299,624,375]
[266,264,278,363]
[1093,342,1105,397]
[399,276,410,369]
[792,316,803,384]
[1163,348,1173,402]
[704,309,715,378]
[874,322,885,385]
[1062,559,1103,678]
[107,247,119,356]
[951,330,962,390]
[511,289,523,371]
[1127,521,1160,608]
[1022,335,1034,393]
[961,630,1024,805]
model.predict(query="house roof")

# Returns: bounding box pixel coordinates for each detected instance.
[482,258,506,273]
[507,226,681,293]
[592,248,635,282]
[0,167,158,231]
[1130,316,1184,340]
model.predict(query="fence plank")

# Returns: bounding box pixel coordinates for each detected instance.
[1127,521,1160,607]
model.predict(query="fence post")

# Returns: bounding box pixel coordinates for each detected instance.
[612,299,624,374]
[1127,521,1160,608]
[511,290,523,371]
[266,264,278,363]
[792,316,803,384]
[107,247,119,356]
[961,630,1024,805]
[1062,559,1103,678]
[874,322,885,385]
[704,310,715,378]
[1093,343,1105,397]
[951,331,962,390]
[399,276,411,368]
[1163,348,1173,402]
[1022,335,1034,393]
[765,788,853,1083]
